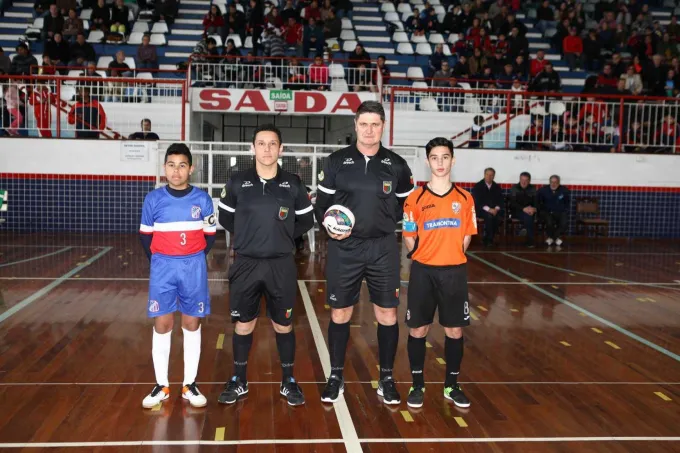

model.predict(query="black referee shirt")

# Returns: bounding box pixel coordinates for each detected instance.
[218,166,314,258]
[314,144,414,239]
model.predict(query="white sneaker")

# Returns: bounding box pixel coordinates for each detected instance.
[545,238,554,246]
[142,384,170,408]
[555,238,563,246]
[182,382,207,408]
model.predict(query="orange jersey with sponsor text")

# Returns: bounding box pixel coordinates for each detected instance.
[402,185,477,266]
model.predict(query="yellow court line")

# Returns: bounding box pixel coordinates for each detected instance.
[654,392,672,401]
[318,288,323,292]
[376,365,380,371]
[560,341,571,347]
[454,417,468,428]
[605,341,621,350]
[569,273,576,277]
[470,312,479,321]
[615,263,623,266]
[151,403,162,411]
[216,333,225,350]
[477,306,488,312]
[647,297,656,302]
[215,427,225,441]
[400,411,414,422]
[350,325,361,328]
[436,358,446,365]
[371,380,378,389]
[578,312,587,317]
[373,321,378,327]
[425,341,433,348]
[324,304,330,310]
[510,308,519,313]
[591,328,603,334]
[551,285,559,289]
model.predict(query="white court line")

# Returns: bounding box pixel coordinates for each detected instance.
[0,245,102,248]
[1,436,679,448]
[473,251,680,255]
[0,247,113,325]
[0,381,678,386]
[2,277,680,288]
[298,280,361,453]
[0,247,73,268]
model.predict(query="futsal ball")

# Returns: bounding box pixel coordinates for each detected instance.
[323,205,355,235]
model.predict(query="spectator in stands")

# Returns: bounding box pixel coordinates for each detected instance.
[610,53,626,78]
[284,16,303,56]
[657,33,679,61]
[303,17,324,58]
[153,0,178,26]
[110,0,129,35]
[281,0,298,23]
[247,0,265,56]
[529,50,547,78]
[597,64,618,91]
[225,4,246,43]
[137,34,158,72]
[108,50,132,77]
[432,60,452,87]
[286,56,306,90]
[10,43,38,76]
[266,6,284,29]
[69,33,96,67]
[42,4,64,41]
[45,32,70,70]
[323,8,341,40]
[667,16,680,41]
[489,49,506,76]
[308,54,328,90]
[621,66,643,95]
[129,118,160,140]
[34,0,52,18]
[487,0,504,20]
[39,54,56,75]
[0,49,10,75]
[509,171,537,247]
[535,0,555,34]
[547,122,570,151]
[663,69,678,97]
[320,0,332,23]
[441,77,463,112]
[519,116,547,150]
[468,47,487,77]
[347,43,370,83]
[373,55,389,91]
[496,63,516,88]
[352,64,373,92]
[530,61,561,93]
[428,43,445,77]
[68,87,106,138]
[264,27,286,77]
[645,54,669,96]
[77,61,104,99]
[582,29,602,72]
[405,8,421,34]
[538,175,570,247]
[91,0,110,31]
[3,84,24,136]
[62,8,83,43]
[452,54,469,78]
[203,5,225,35]
[303,0,321,22]
[563,27,584,71]
[472,168,503,247]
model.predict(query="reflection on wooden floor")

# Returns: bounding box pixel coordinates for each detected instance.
[0,233,679,452]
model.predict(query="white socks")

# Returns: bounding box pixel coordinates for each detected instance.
[152,325,202,387]
[152,328,172,387]
[182,325,202,386]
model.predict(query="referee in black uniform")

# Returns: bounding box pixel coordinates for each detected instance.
[314,101,415,405]
[216,124,314,406]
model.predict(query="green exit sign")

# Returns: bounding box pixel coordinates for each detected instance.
[270,90,293,101]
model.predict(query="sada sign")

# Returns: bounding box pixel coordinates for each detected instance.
[192,89,377,115]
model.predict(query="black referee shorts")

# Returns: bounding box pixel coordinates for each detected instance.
[228,254,297,326]
[326,234,400,309]
[406,261,470,329]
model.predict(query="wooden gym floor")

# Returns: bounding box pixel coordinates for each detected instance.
[0,233,679,452]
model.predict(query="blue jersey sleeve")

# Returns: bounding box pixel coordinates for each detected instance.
[140,192,156,235]
[202,192,217,235]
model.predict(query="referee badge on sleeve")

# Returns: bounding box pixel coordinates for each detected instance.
[278,206,289,220]
[318,171,324,182]
[220,187,226,198]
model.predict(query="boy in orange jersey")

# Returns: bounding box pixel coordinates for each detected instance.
[402,137,477,409]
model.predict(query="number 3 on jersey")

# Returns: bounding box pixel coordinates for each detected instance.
[180,232,187,245]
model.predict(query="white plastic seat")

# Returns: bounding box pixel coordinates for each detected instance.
[150,33,166,45]
[329,63,345,78]
[341,18,353,29]
[331,79,349,92]
[64,69,81,85]
[136,72,153,79]
[326,38,339,50]
[151,22,169,34]
[411,34,427,43]
[127,32,144,45]
[87,30,104,43]
[226,34,242,48]
[384,12,400,22]
[381,3,395,13]
[448,34,460,44]
[244,36,253,48]
[83,19,90,31]
[32,17,44,29]
[60,85,76,101]
[443,44,451,56]
[419,97,439,111]
[406,66,424,79]
[79,9,92,19]
[548,101,566,116]
[132,22,149,33]
[415,43,432,55]
[97,56,113,67]
[210,34,223,47]
[401,12,411,22]
[397,42,414,54]
[412,81,428,89]
[342,40,357,52]
[428,33,444,44]
[433,5,445,14]
[397,3,412,14]
[393,31,409,43]
[340,30,356,40]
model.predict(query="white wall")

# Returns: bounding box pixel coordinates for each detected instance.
[2,139,679,188]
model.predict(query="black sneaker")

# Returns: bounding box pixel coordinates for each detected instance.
[444,384,471,408]
[407,386,425,408]
[377,377,401,405]
[320,375,344,403]
[280,377,305,406]
[218,376,248,404]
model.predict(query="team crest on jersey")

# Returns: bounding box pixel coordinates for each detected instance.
[191,205,201,219]
[148,300,160,313]
[383,181,392,194]
[278,206,289,220]
[452,202,461,214]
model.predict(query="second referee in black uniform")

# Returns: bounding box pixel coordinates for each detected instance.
[217,124,314,406]
[314,101,415,405]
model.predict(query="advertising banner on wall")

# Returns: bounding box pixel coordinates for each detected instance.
[192,88,378,115]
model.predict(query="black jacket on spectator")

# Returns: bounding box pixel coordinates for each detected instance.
[70,41,96,63]
[472,179,504,213]
[509,183,537,216]
[537,185,570,213]
[10,53,38,75]
[529,69,561,92]
[43,14,64,35]
[45,39,71,63]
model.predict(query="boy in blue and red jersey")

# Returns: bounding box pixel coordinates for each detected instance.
[139,143,216,409]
